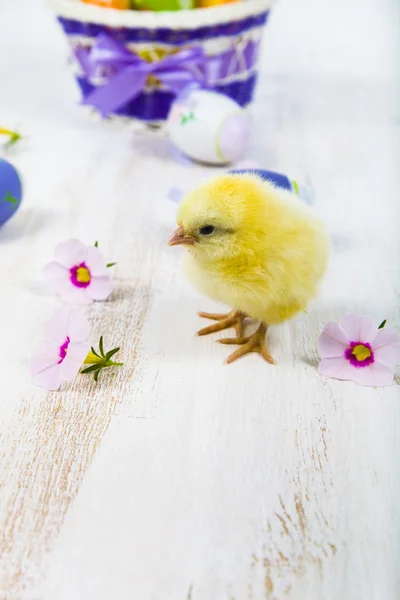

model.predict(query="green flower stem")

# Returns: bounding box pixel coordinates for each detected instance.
[0,128,22,148]
[81,337,123,382]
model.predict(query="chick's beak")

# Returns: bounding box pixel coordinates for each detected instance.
[168,226,196,247]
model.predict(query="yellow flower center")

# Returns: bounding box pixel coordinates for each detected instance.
[352,344,372,362]
[76,266,91,283]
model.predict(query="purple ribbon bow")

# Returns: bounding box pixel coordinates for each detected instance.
[75,34,206,117]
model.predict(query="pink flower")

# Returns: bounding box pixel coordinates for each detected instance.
[44,239,113,305]
[318,314,400,387]
[30,308,90,391]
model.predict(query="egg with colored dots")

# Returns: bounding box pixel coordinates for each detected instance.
[0,158,22,227]
[166,88,252,166]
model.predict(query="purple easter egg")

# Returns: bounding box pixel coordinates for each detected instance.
[0,158,22,227]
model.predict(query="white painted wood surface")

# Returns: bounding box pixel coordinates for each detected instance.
[1,0,399,598]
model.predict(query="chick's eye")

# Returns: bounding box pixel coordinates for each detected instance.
[199,225,215,236]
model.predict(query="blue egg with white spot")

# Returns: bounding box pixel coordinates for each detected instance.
[0,158,22,227]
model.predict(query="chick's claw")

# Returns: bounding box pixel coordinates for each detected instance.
[198,312,227,321]
[225,324,274,365]
[197,310,245,337]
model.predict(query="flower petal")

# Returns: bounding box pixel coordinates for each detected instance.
[372,328,400,367]
[60,356,84,381]
[66,310,90,342]
[57,284,92,305]
[30,342,60,375]
[339,314,378,343]
[318,322,349,358]
[54,239,86,268]
[354,362,394,387]
[43,309,68,342]
[43,265,91,304]
[85,246,108,276]
[60,341,90,380]
[318,357,357,381]
[33,364,63,391]
[43,262,70,289]
[86,276,113,301]
[66,340,90,363]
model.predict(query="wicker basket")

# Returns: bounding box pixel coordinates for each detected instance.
[49,0,275,123]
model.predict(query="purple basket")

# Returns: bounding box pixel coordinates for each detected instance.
[50,0,275,123]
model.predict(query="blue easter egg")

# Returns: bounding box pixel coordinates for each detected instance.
[0,158,22,226]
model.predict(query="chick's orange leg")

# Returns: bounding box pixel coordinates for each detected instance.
[197,310,245,337]
[222,323,274,365]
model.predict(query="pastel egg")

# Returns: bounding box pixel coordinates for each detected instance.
[0,158,22,227]
[166,88,252,165]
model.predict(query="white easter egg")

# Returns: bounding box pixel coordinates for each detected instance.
[166,88,252,165]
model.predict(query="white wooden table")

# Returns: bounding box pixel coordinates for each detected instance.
[1,0,399,598]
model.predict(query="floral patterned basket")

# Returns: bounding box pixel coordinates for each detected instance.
[49,0,276,123]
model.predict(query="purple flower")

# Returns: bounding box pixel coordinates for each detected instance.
[30,309,90,391]
[318,314,400,387]
[44,239,113,304]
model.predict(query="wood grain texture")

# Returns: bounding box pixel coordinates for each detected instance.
[0,0,399,598]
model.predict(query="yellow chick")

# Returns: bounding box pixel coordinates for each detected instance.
[168,173,329,364]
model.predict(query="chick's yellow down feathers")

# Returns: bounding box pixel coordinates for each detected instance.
[174,173,329,327]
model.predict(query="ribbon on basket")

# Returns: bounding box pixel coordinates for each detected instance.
[75,34,206,116]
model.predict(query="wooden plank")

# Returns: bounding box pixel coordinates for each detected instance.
[0,0,399,598]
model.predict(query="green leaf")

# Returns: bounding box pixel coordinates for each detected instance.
[94,241,99,247]
[94,369,100,382]
[3,131,22,149]
[378,319,387,329]
[106,262,116,268]
[105,347,120,361]
[99,336,105,357]
[81,364,100,374]
[91,346,101,358]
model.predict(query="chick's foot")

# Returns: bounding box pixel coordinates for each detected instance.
[219,323,274,365]
[197,310,246,337]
